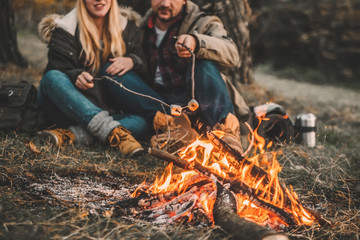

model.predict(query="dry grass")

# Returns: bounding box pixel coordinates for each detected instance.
[0,130,227,239]
[1,34,360,239]
[1,117,359,239]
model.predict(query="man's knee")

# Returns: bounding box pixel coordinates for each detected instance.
[195,60,219,72]
[195,60,222,80]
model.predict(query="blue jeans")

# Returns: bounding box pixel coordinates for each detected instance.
[37,70,153,140]
[157,60,235,126]
[99,67,168,122]
[38,60,234,139]
[101,60,234,127]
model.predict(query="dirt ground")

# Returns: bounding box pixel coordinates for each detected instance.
[0,31,359,239]
[255,68,360,110]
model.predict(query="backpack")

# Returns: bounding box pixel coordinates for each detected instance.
[250,103,295,144]
[0,81,48,130]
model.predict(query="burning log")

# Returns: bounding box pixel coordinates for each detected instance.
[111,110,329,231]
[203,132,330,226]
[213,181,289,240]
[207,130,280,192]
[137,188,199,224]
[116,183,215,224]
[149,148,299,226]
[149,147,222,179]
[113,174,211,211]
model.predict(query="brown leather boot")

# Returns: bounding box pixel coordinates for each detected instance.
[108,126,144,157]
[151,111,199,151]
[214,113,243,154]
[38,128,76,146]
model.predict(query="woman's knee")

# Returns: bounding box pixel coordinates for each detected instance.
[41,70,70,88]
[194,60,223,86]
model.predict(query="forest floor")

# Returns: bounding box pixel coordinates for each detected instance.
[0,31,359,239]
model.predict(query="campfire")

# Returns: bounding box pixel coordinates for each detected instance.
[114,112,327,234]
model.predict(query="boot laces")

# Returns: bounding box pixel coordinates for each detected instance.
[109,128,131,147]
[59,129,74,141]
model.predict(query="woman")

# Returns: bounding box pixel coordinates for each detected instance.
[38,0,165,156]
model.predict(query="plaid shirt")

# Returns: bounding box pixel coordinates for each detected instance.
[142,11,189,91]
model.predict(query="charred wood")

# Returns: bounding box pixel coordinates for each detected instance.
[113,192,150,210]
[113,175,211,212]
[149,147,223,179]
[207,130,271,185]
[228,180,296,225]
[213,181,287,240]
[189,206,213,226]
[137,189,199,224]
[207,130,328,225]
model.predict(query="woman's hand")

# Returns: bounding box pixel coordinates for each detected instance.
[175,34,197,58]
[106,57,134,76]
[75,71,94,90]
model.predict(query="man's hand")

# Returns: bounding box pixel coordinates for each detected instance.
[175,34,197,58]
[106,57,134,76]
[75,71,94,90]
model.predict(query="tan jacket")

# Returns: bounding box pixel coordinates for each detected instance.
[142,1,250,121]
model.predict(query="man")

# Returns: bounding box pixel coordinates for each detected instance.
[141,0,250,152]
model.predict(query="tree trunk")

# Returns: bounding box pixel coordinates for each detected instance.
[220,0,254,85]
[193,0,254,85]
[0,0,27,67]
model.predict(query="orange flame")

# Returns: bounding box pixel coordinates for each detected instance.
[135,114,316,228]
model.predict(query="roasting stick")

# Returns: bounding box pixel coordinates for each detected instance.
[242,121,255,157]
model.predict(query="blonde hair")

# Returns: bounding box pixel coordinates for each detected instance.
[76,0,126,74]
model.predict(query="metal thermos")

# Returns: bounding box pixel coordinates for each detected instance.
[295,113,317,147]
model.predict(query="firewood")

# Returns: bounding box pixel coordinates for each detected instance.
[149,147,298,225]
[113,174,212,211]
[137,188,199,224]
[205,131,330,226]
[213,181,288,240]
[207,130,271,185]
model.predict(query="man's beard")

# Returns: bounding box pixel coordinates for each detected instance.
[155,6,175,23]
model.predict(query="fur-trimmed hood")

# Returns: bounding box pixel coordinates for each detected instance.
[38,7,141,44]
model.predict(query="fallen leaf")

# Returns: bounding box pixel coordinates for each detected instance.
[27,141,41,154]
[24,171,36,180]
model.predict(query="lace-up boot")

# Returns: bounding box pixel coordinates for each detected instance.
[108,126,144,157]
[150,111,199,151]
[214,113,243,154]
[38,128,76,146]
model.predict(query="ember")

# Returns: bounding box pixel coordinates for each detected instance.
[122,113,325,232]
